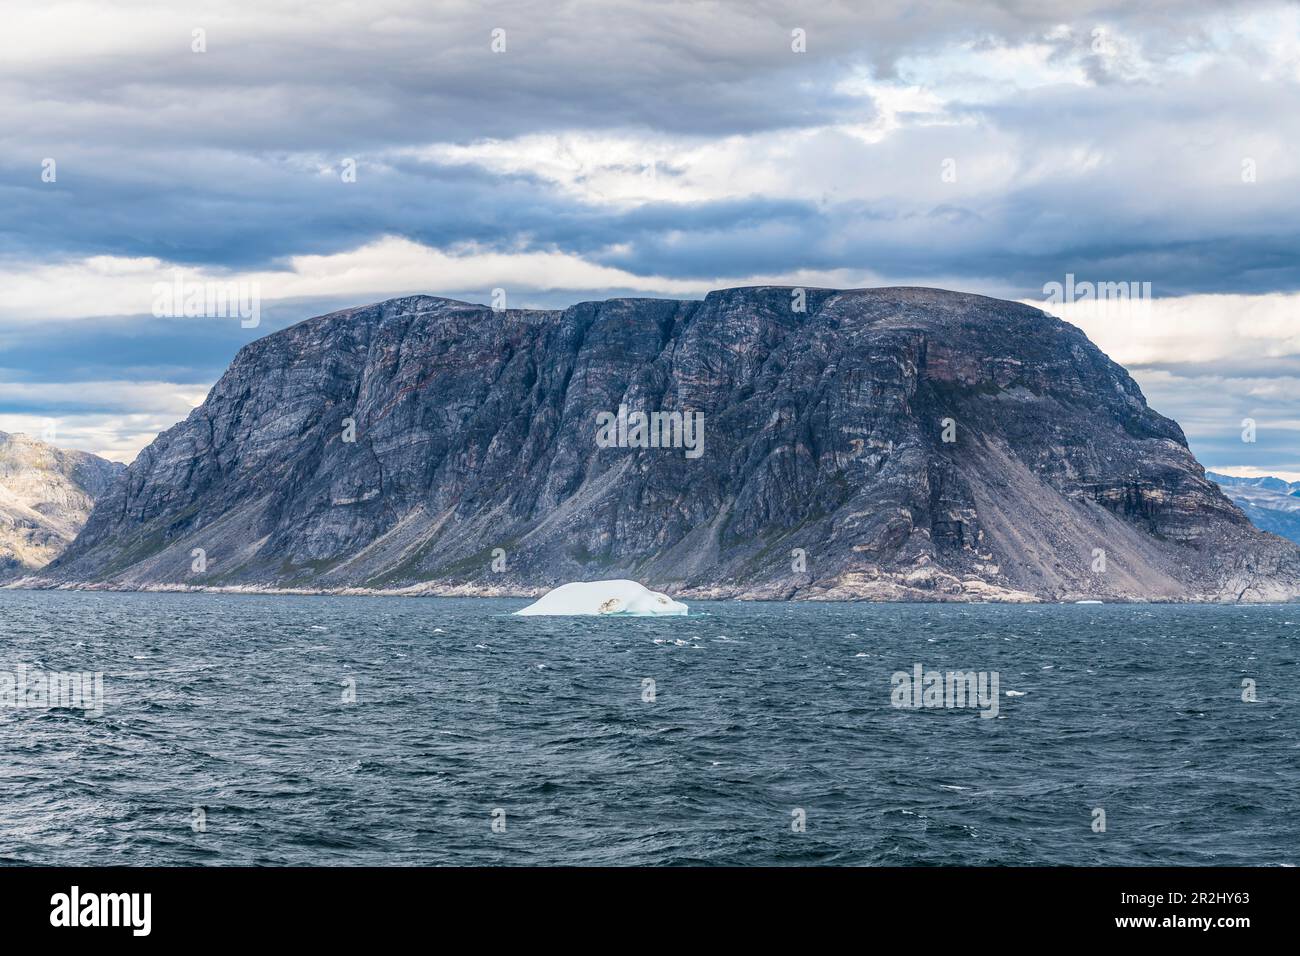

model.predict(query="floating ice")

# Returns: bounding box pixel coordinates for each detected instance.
[515,580,688,617]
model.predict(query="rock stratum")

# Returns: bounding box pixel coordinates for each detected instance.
[34,287,1300,602]
[0,431,125,579]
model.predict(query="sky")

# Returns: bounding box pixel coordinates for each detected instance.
[1,0,1298,479]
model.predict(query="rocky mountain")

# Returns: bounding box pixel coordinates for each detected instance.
[0,432,126,578]
[1208,472,1300,545]
[36,287,1300,602]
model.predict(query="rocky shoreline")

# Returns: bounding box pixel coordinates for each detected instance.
[9,574,1295,604]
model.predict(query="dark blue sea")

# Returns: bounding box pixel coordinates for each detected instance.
[0,591,1296,866]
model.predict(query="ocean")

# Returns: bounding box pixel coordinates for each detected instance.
[0,590,1295,866]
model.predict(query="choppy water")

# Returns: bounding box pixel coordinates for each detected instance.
[0,590,1296,865]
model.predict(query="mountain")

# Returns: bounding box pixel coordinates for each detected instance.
[1207,472,1300,545]
[37,287,1300,602]
[0,432,126,578]
[1208,472,1300,495]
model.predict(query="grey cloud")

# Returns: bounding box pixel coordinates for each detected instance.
[2,0,1296,298]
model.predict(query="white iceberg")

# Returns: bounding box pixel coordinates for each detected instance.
[515,580,688,616]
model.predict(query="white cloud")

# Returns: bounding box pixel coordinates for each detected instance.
[0,238,718,322]
[0,236,985,323]
[1033,291,1300,367]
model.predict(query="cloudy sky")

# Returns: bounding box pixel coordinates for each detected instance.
[2,0,1298,478]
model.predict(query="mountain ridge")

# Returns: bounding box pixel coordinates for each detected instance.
[29,286,1300,602]
[1207,471,1300,546]
[0,431,126,578]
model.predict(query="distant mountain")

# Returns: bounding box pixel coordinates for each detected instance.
[37,288,1300,602]
[1207,472,1300,545]
[1208,472,1300,494]
[0,432,126,578]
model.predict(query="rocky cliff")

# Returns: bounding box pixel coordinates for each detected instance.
[37,287,1300,602]
[0,432,125,578]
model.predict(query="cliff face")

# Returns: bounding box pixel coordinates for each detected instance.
[0,432,126,578]
[40,287,1300,601]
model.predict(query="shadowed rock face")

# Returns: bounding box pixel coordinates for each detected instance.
[41,287,1300,602]
[0,432,126,579]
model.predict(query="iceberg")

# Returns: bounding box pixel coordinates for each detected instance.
[515,580,688,616]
